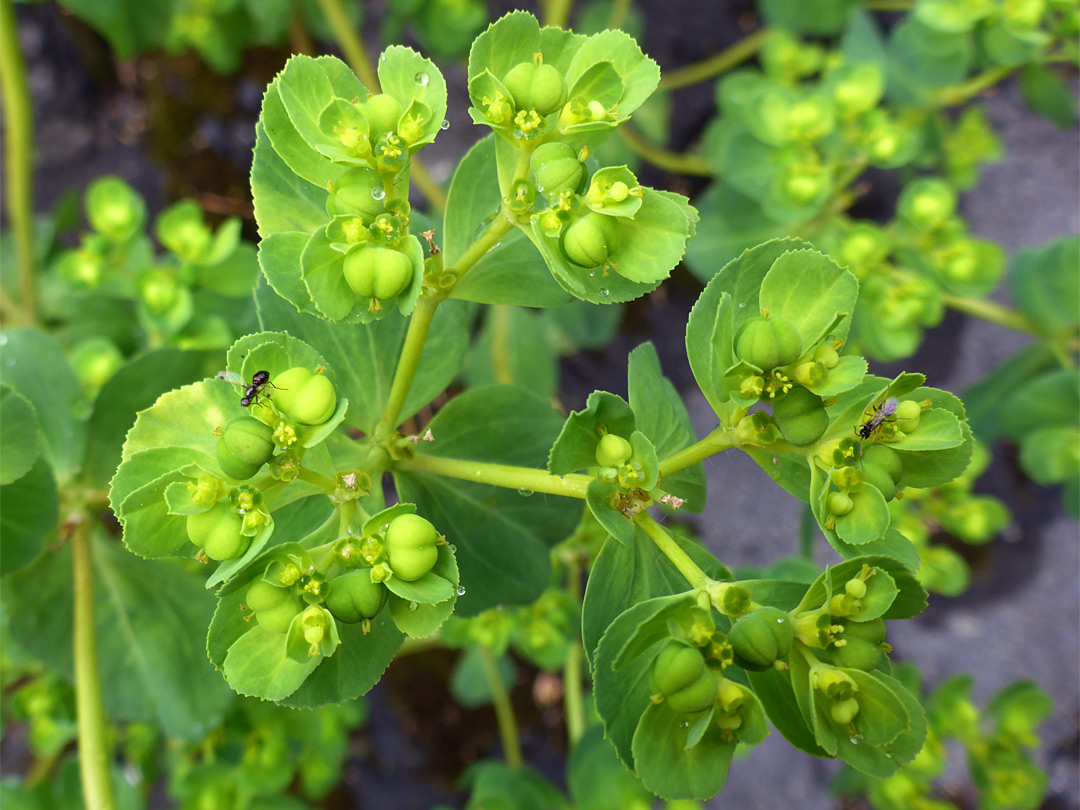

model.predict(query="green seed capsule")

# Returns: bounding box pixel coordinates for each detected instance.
[245,580,303,634]
[216,417,276,480]
[385,513,440,581]
[729,606,794,670]
[562,213,614,268]
[735,315,803,371]
[772,385,829,447]
[344,246,413,301]
[325,570,388,623]
[650,642,719,714]
[595,433,632,467]
[529,142,584,198]
[894,399,922,430]
[830,697,860,725]
[502,62,567,116]
[187,502,249,561]
[272,367,337,426]
[828,492,854,516]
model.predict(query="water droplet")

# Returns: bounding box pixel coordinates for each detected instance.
[771,456,779,465]
[371,187,386,201]
[738,302,746,308]
[517,488,534,497]
[414,71,429,86]
[0,334,7,346]
[680,721,689,728]
[588,272,595,278]
[382,523,390,531]
[598,288,610,297]
[408,601,419,612]
[849,734,863,745]
[456,586,466,596]
[448,544,457,552]
[440,119,450,130]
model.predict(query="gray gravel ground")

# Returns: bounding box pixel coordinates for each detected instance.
[693,80,1080,810]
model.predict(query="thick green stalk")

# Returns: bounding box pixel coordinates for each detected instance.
[395,453,592,498]
[374,296,439,441]
[563,558,586,746]
[608,0,632,28]
[1,0,35,324]
[941,293,1039,336]
[658,29,769,91]
[479,646,523,768]
[636,512,710,590]
[658,426,736,478]
[934,66,1013,107]
[73,529,116,810]
[544,0,575,29]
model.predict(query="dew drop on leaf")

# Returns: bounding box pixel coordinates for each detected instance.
[448,544,456,552]
[408,601,419,612]
[440,119,450,130]
[517,488,534,497]
[456,586,466,596]
[414,72,429,86]
[599,288,609,297]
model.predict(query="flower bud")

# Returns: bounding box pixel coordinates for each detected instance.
[899,179,956,229]
[529,143,585,198]
[216,417,276,480]
[245,580,303,634]
[562,213,615,268]
[502,61,567,116]
[272,367,337,426]
[595,433,633,467]
[384,513,441,581]
[772,385,829,447]
[187,502,249,561]
[86,176,144,241]
[649,642,718,714]
[729,606,794,670]
[325,570,389,623]
[735,313,803,371]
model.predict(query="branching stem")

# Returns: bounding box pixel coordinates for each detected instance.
[658,28,769,91]
[395,453,592,498]
[617,126,713,177]
[636,512,710,591]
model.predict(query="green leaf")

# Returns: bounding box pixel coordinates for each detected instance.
[462,760,571,810]
[463,306,559,401]
[0,386,39,485]
[630,701,735,800]
[0,329,88,484]
[378,45,448,147]
[627,342,706,511]
[1019,426,1080,485]
[0,457,57,575]
[564,29,660,118]
[549,391,635,475]
[84,348,207,488]
[582,527,730,667]
[4,536,232,739]
[684,183,792,282]
[256,279,469,433]
[834,484,891,545]
[794,555,927,620]
[585,478,637,546]
[891,407,963,451]
[746,666,828,756]
[886,19,974,103]
[443,137,572,308]
[252,117,332,236]
[759,249,859,351]
[1019,64,1079,129]
[567,725,652,810]
[277,55,366,158]
[1007,235,1080,340]
[224,624,323,701]
[893,387,973,488]
[393,386,579,614]
[467,11,543,89]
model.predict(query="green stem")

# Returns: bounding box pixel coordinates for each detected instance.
[374,296,439,441]
[297,466,337,491]
[658,426,735,478]
[73,529,116,810]
[658,29,769,91]
[395,453,592,498]
[941,293,1039,336]
[1,0,36,324]
[316,0,379,92]
[443,209,516,288]
[544,0,574,29]
[617,126,713,177]
[609,0,632,28]
[934,66,1013,107]
[563,557,586,747]
[635,513,710,591]
[478,646,523,768]
[864,0,912,9]
[490,306,514,384]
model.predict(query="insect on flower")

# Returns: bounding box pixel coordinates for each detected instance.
[217,369,281,408]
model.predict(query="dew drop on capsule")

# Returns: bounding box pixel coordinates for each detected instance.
[371,187,386,201]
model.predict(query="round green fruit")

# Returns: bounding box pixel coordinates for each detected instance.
[362,93,404,139]
[71,338,124,390]
[187,503,249,561]
[562,213,615,268]
[245,580,303,634]
[272,367,337,426]
[894,399,922,430]
[325,570,388,623]
[529,142,584,198]
[384,513,440,581]
[595,433,632,467]
[735,315,803,371]
[729,606,794,670]
[649,642,718,714]
[502,62,567,116]
[217,417,275,480]
[772,386,829,446]
[344,246,413,301]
